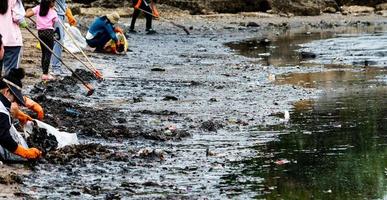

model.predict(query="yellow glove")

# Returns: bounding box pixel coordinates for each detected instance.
[66,8,77,26]
[14,145,42,159]
[24,96,44,120]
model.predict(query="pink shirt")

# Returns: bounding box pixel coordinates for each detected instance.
[0,0,23,46]
[32,5,58,30]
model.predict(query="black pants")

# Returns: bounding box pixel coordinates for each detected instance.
[38,29,54,74]
[130,0,152,31]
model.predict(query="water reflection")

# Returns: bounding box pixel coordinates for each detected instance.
[275,68,387,89]
[220,87,387,199]
[226,26,387,67]
[226,31,335,66]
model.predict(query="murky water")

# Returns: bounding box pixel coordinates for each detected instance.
[22,24,387,199]
[221,27,387,199]
[220,86,387,199]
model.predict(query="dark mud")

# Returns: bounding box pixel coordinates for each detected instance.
[0,172,23,185]
[20,15,387,199]
[26,125,58,153]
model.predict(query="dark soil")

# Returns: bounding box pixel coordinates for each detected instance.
[0,173,23,185]
[44,143,132,165]
[26,125,58,154]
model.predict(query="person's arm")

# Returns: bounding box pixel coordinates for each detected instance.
[0,113,18,152]
[105,23,118,42]
[0,113,41,159]
[11,0,26,24]
[23,96,44,120]
[0,34,4,60]
[65,8,76,26]
[25,8,35,18]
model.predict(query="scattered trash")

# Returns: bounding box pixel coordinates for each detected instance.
[162,95,179,101]
[65,108,81,117]
[274,159,290,165]
[268,74,276,82]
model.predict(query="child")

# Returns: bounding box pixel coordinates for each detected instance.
[25,0,58,81]
[0,0,26,76]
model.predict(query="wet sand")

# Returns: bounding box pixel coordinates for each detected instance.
[2,7,386,198]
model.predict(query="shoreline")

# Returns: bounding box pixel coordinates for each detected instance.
[1,10,386,198]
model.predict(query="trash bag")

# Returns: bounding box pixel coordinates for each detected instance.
[24,120,79,149]
[63,23,87,53]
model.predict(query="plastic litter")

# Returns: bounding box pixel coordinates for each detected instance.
[63,23,87,53]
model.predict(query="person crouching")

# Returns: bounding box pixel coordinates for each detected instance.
[0,68,41,161]
[86,12,122,53]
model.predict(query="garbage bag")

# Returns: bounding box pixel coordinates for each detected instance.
[24,120,79,149]
[63,23,87,53]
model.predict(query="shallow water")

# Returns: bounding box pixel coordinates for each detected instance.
[22,24,387,199]
[220,86,387,199]
[221,27,387,199]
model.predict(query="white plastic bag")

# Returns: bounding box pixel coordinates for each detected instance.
[24,120,79,149]
[63,23,87,53]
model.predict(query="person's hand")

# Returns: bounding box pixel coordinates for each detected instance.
[114,26,123,34]
[19,20,28,28]
[68,17,77,26]
[111,44,118,54]
[54,27,61,40]
[24,96,44,120]
[17,111,33,125]
[11,103,33,125]
[66,8,77,27]
[14,145,42,159]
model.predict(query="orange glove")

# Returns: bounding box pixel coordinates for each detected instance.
[133,0,142,10]
[114,26,124,34]
[14,145,42,159]
[15,110,33,125]
[24,96,44,120]
[151,2,160,18]
[66,8,77,26]
[11,103,33,125]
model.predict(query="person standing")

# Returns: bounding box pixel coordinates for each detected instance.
[0,68,42,161]
[50,0,76,76]
[25,0,58,80]
[0,0,27,76]
[129,0,158,34]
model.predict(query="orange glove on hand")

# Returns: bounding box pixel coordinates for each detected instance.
[16,110,33,125]
[66,8,77,26]
[14,145,42,159]
[114,27,124,34]
[11,102,32,125]
[24,96,44,120]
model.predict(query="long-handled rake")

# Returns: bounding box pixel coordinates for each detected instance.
[136,7,190,35]
[28,18,102,81]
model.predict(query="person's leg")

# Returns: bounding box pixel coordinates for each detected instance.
[39,30,55,75]
[51,15,65,75]
[130,9,141,32]
[86,32,111,52]
[2,46,22,75]
[140,2,155,34]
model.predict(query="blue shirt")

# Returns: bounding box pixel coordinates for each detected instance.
[87,16,118,42]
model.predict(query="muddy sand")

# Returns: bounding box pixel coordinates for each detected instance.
[1,6,386,199]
